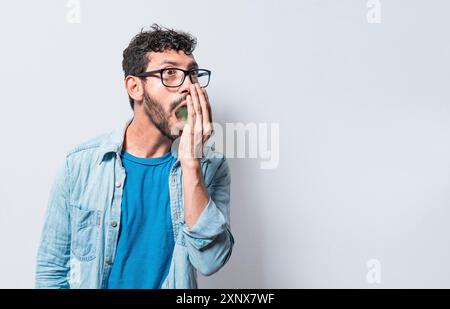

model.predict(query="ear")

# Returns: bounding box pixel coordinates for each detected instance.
[125,75,144,103]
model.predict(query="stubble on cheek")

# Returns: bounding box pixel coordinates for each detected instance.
[142,91,174,139]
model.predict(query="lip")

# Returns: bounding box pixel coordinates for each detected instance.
[175,101,187,111]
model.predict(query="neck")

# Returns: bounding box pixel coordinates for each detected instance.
[123,112,172,158]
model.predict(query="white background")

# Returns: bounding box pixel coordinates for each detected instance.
[0,0,449,288]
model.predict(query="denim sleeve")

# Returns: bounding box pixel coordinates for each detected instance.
[35,157,71,288]
[182,157,234,276]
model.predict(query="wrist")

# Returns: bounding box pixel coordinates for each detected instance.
[180,158,201,170]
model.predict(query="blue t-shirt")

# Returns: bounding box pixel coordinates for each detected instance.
[107,150,177,289]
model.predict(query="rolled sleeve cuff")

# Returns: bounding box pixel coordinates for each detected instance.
[182,197,227,250]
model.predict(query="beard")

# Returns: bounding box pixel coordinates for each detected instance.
[142,90,186,141]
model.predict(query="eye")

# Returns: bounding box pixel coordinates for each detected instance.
[165,69,177,76]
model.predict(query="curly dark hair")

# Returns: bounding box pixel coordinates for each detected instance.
[122,23,197,109]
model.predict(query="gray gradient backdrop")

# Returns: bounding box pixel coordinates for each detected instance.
[0,0,449,288]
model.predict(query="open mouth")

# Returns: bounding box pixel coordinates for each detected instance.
[175,103,188,121]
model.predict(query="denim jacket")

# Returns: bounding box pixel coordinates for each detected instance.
[35,119,234,289]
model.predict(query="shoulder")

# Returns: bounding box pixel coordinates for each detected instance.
[63,131,116,169]
[66,132,111,157]
[203,144,226,162]
[202,145,230,179]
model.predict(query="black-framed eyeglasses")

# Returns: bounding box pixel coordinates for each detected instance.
[136,67,211,88]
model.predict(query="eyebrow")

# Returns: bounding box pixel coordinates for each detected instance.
[159,59,199,69]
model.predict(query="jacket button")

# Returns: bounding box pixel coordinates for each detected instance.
[111,221,118,228]
[115,181,121,188]
[106,259,113,265]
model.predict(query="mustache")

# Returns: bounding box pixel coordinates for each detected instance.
[169,95,188,112]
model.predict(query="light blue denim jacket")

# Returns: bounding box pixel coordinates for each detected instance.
[35,119,233,289]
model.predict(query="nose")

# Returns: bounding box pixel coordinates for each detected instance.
[179,73,194,94]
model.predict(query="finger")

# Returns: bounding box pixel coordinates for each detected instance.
[201,87,214,136]
[196,84,212,144]
[190,84,203,158]
[200,87,212,123]
[186,94,195,157]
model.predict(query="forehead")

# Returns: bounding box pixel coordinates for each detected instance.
[146,49,197,69]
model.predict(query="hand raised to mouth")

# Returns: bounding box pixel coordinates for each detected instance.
[178,83,213,165]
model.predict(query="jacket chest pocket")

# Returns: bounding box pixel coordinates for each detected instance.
[70,206,101,261]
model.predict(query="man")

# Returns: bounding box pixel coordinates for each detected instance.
[35,24,233,289]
